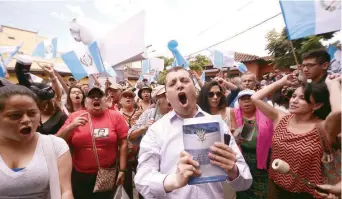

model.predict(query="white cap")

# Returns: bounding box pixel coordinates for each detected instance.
[237,89,255,100]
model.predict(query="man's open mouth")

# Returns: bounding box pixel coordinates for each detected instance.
[178,92,188,106]
[93,101,101,108]
[20,127,32,135]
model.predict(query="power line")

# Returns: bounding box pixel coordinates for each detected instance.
[197,0,254,37]
[187,12,282,57]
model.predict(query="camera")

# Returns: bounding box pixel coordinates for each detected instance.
[15,55,55,100]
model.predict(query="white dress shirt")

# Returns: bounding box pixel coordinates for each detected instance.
[134,107,252,199]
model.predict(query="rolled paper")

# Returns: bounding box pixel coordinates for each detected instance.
[272,159,290,174]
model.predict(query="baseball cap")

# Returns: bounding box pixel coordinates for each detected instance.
[106,83,122,91]
[86,87,104,98]
[122,88,136,98]
[237,90,255,100]
[151,85,166,99]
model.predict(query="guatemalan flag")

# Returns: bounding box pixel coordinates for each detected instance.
[0,59,6,77]
[0,42,23,65]
[280,0,341,40]
[210,50,224,69]
[327,45,341,74]
[61,41,105,80]
[32,38,57,59]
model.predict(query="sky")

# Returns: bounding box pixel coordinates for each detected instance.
[0,0,340,58]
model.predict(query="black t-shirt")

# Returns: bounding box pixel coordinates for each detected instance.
[227,88,241,107]
[37,110,68,135]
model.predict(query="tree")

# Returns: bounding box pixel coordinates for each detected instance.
[156,54,211,84]
[189,54,211,71]
[157,56,174,70]
[265,27,336,68]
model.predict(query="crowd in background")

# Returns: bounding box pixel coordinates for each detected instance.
[0,48,340,199]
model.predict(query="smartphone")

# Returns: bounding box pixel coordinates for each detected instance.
[224,134,231,146]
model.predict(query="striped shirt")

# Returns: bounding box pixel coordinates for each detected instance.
[269,115,323,197]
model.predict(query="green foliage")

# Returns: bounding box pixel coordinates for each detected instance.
[157,56,174,70]
[265,27,336,68]
[157,70,167,85]
[156,54,211,84]
[189,54,211,71]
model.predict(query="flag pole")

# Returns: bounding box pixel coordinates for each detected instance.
[289,40,299,65]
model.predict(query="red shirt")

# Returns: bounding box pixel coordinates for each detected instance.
[269,115,323,197]
[58,109,128,174]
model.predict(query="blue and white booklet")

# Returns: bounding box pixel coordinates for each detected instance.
[183,115,227,185]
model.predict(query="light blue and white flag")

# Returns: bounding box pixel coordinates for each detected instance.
[327,45,341,74]
[61,42,104,80]
[280,0,341,40]
[138,75,144,81]
[32,38,57,59]
[0,42,24,67]
[210,50,224,69]
[236,62,248,73]
[0,59,6,77]
[200,71,205,83]
[103,61,117,77]
[141,59,150,74]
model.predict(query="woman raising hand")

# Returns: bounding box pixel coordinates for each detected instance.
[251,74,341,199]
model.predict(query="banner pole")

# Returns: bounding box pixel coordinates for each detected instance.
[289,40,299,65]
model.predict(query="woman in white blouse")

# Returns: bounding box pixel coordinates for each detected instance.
[0,85,73,199]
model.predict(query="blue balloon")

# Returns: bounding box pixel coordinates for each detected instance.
[168,40,178,50]
[167,40,189,70]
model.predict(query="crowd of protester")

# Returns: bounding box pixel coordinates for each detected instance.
[0,49,340,199]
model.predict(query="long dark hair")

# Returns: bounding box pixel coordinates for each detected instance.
[67,86,85,113]
[302,82,331,120]
[197,81,226,114]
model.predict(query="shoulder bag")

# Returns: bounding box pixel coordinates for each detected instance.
[87,112,119,193]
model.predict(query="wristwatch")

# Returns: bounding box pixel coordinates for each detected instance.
[119,169,127,173]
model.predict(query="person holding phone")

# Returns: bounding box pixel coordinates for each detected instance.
[231,90,274,199]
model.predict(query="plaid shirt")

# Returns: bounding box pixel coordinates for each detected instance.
[128,108,163,145]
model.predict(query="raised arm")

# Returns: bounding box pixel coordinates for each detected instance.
[53,69,70,94]
[251,75,294,124]
[323,75,341,145]
[39,64,63,102]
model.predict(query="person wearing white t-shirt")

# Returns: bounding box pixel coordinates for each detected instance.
[0,85,72,199]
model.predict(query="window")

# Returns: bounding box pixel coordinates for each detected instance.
[8,36,15,40]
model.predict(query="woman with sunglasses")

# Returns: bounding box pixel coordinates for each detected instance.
[231,89,274,199]
[197,81,237,199]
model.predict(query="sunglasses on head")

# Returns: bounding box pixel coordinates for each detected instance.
[208,91,223,98]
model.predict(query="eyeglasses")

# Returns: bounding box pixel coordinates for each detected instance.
[301,62,325,69]
[208,91,223,98]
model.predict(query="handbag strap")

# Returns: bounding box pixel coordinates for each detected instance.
[88,110,120,169]
[41,134,61,199]
[87,113,101,168]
